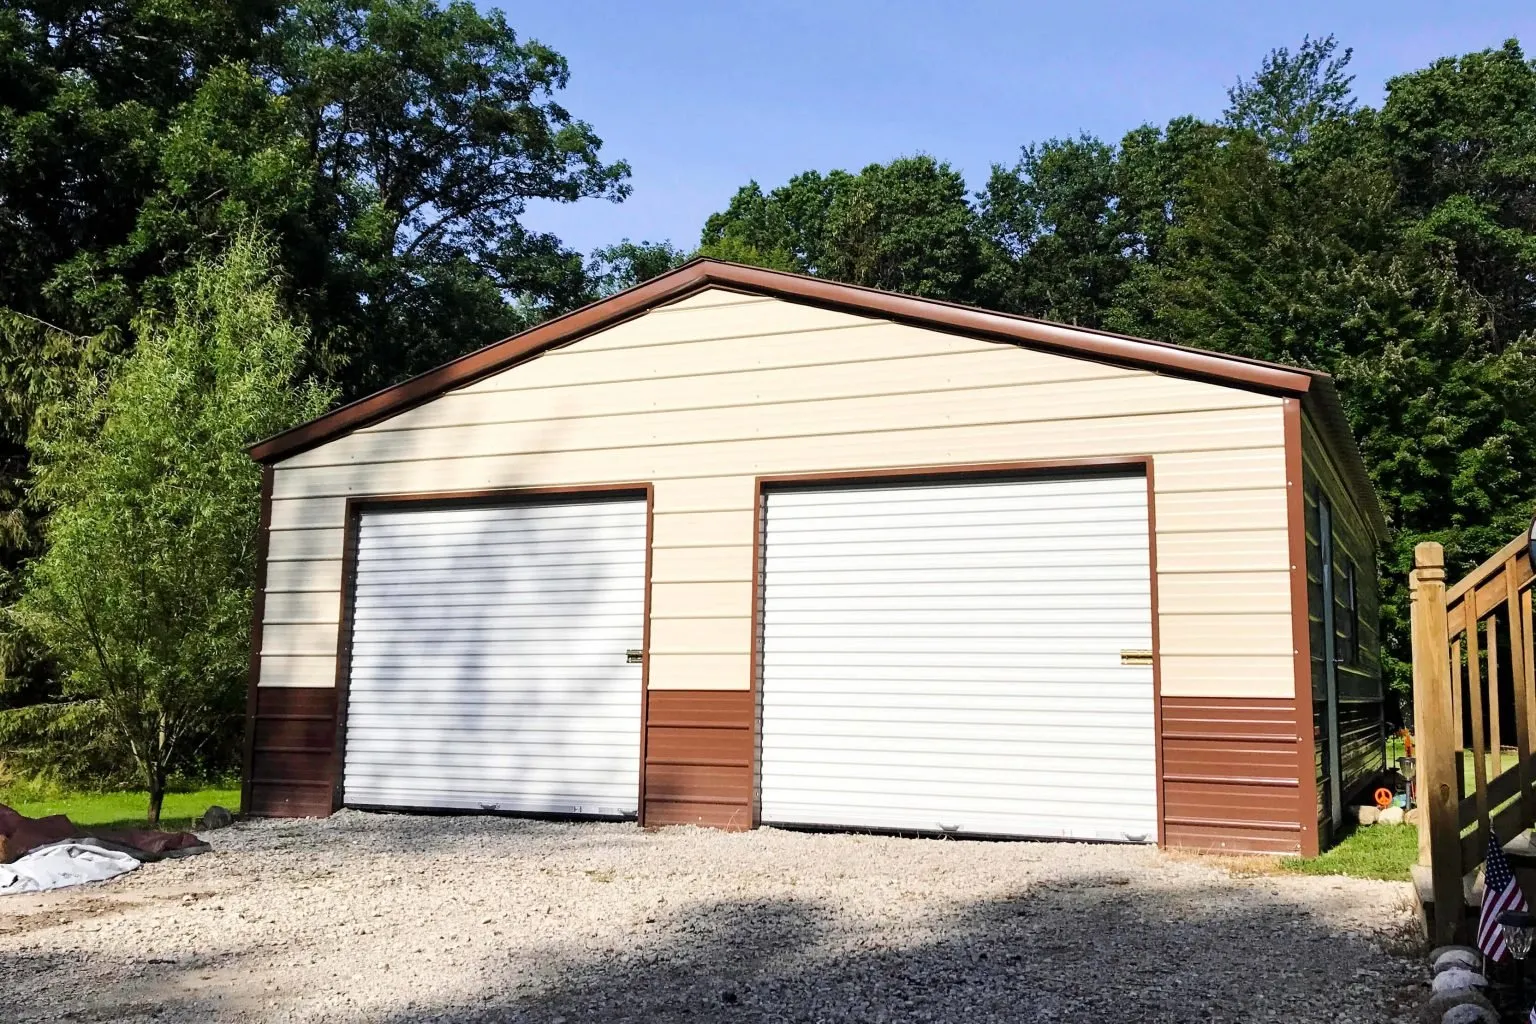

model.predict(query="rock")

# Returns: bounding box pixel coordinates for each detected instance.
[1430,945,1482,966]
[197,805,234,830]
[1441,1003,1499,1024]
[1407,806,1424,827]
[1355,805,1380,826]
[1379,806,1406,826]
[1431,969,1487,993]
[1433,951,1482,975]
[1423,987,1497,1024]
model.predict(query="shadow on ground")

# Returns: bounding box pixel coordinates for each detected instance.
[0,859,1425,1024]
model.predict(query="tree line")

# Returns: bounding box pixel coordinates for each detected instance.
[0,5,1530,806]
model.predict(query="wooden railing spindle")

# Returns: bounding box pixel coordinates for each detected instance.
[1467,615,1491,839]
[1489,614,1502,781]
[1508,560,1533,824]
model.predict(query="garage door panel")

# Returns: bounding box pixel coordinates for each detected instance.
[349,615,643,635]
[761,651,1142,669]
[760,473,1156,842]
[760,665,1155,685]
[342,784,633,815]
[761,550,1148,573]
[353,564,644,586]
[759,582,1150,604]
[342,498,646,816]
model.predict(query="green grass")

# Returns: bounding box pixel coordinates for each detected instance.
[0,786,240,832]
[1281,821,1419,881]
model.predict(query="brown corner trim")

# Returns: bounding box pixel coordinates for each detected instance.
[241,465,275,817]
[749,455,1163,841]
[326,482,656,814]
[249,259,1320,466]
[1284,398,1322,856]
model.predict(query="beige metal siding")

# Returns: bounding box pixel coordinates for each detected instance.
[261,288,1292,697]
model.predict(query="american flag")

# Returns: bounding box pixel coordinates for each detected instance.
[1477,830,1528,962]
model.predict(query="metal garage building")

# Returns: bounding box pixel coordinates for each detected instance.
[242,260,1386,856]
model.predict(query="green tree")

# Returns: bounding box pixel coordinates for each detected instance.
[1224,34,1357,158]
[585,240,688,297]
[978,136,1132,326]
[699,157,986,300]
[10,234,333,821]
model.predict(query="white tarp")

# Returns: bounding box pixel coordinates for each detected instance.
[0,839,140,895]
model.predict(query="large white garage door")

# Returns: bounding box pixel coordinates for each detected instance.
[341,496,647,815]
[759,472,1156,842]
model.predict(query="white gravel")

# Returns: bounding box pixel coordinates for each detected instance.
[0,811,1424,1022]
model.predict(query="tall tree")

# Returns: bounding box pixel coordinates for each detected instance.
[1224,34,1357,158]
[12,233,333,820]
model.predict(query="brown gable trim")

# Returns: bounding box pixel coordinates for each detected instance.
[250,259,1319,464]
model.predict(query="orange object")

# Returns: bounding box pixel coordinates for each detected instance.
[1399,728,1414,757]
[1374,787,1394,810]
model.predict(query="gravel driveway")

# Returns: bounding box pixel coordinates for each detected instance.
[0,811,1422,1023]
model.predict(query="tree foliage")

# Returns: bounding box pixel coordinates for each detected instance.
[8,234,333,819]
[700,156,987,300]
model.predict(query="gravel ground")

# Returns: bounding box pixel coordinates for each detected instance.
[0,811,1423,1023]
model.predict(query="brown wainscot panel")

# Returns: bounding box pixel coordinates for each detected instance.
[1161,696,1304,855]
[247,687,337,817]
[643,690,752,829]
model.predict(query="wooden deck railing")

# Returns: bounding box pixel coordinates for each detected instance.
[1413,535,1536,944]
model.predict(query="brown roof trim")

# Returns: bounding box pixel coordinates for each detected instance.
[248,259,1384,539]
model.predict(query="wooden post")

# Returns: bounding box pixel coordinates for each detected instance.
[1413,542,1462,946]
[1415,578,1432,868]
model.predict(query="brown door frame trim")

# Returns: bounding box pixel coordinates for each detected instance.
[327,482,656,816]
[1284,398,1323,857]
[240,466,276,816]
[748,454,1165,844]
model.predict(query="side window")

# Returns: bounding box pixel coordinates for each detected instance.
[1337,557,1359,666]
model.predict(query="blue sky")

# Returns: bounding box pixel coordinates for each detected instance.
[494,1,1536,257]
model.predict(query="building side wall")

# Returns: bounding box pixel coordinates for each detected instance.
[1302,412,1385,833]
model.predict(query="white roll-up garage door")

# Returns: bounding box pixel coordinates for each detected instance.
[341,496,647,816]
[759,472,1156,842]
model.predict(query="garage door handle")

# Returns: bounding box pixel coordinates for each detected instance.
[1120,649,1153,666]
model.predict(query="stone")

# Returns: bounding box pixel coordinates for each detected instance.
[1379,805,1406,826]
[1441,1003,1499,1024]
[1430,945,1482,966]
[1431,969,1487,993]
[1433,951,1482,976]
[1422,987,1497,1024]
[197,805,235,830]
[1407,806,1424,827]
[1355,805,1380,826]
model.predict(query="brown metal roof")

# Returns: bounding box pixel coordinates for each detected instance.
[250,258,1387,540]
